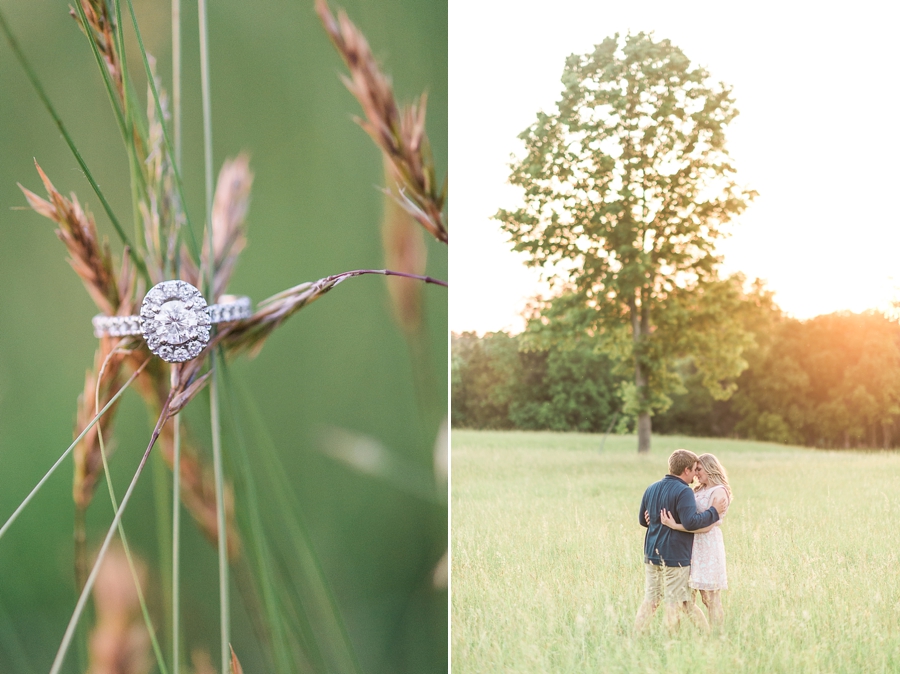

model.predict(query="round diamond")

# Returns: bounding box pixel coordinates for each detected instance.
[141,280,210,363]
[155,299,199,345]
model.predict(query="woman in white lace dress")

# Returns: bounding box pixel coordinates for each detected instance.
[660,453,732,630]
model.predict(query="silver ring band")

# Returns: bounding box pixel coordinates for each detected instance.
[92,298,252,337]
[92,280,252,362]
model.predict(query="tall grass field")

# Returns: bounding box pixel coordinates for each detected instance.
[452,430,900,673]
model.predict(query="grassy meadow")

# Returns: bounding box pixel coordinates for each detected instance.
[452,430,900,673]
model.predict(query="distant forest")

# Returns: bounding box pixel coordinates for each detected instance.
[452,299,900,449]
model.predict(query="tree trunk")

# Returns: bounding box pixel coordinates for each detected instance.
[630,292,651,453]
[638,412,652,453]
[884,421,893,450]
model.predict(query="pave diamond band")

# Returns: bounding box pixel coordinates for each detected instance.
[92,315,144,338]
[92,280,252,362]
[207,296,253,324]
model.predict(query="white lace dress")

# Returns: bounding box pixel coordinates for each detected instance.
[689,485,729,591]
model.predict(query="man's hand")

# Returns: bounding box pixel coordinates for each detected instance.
[644,510,651,525]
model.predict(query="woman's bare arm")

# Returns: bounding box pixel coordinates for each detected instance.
[660,508,715,533]
[709,489,729,517]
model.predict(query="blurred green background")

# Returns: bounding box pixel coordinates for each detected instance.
[0,0,446,672]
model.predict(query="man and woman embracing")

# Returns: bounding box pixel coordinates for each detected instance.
[634,448,732,633]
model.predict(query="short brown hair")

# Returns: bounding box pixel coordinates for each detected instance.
[668,449,698,477]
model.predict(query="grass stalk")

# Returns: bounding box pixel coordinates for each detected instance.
[123,0,201,265]
[172,0,182,173]
[170,4,183,656]
[69,1,128,145]
[108,0,150,256]
[172,412,182,674]
[169,36,184,674]
[210,355,230,674]
[235,380,362,674]
[198,0,214,273]
[197,2,231,672]
[169,361,183,674]
[0,360,149,543]
[74,505,87,591]
[220,368,292,672]
[94,395,169,674]
[152,445,174,669]
[0,7,149,283]
[49,395,172,674]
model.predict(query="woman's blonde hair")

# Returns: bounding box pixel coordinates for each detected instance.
[695,453,733,501]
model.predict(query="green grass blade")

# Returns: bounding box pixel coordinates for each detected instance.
[209,354,230,674]
[232,377,363,674]
[195,0,230,670]
[95,414,170,674]
[69,1,128,146]
[198,0,214,298]
[108,0,153,257]
[0,6,149,284]
[172,0,182,171]
[171,413,182,674]
[170,0,183,281]
[49,399,171,674]
[197,0,216,308]
[152,445,174,668]
[0,361,147,543]
[219,367,294,673]
[121,0,201,266]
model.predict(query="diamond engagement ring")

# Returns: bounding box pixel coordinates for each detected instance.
[92,280,252,362]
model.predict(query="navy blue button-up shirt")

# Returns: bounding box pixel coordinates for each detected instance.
[639,474,720,567]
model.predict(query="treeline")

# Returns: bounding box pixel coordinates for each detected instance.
[452,307,900,449]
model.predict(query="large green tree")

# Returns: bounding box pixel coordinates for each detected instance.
[497,32,756,452]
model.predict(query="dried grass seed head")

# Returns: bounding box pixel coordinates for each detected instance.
[316,0,447,243]
[19,161,119,315]
[70,0,124,103]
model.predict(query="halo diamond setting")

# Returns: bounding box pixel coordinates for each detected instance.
[140,281,211,362]
[92,280,252,363]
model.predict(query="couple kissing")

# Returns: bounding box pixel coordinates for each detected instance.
[634,449,732,633]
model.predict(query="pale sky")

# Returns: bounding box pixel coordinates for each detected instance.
[449,0,900,334]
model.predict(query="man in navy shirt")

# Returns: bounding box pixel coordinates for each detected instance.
[633,449,720,633]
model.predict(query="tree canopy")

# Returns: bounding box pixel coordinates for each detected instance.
[496,32,756,451]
